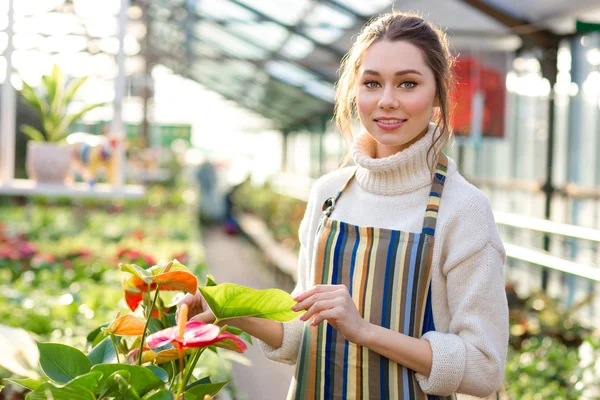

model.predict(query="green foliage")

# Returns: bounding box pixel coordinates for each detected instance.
[18,64,105,142]
[236,181,306,252]
[37,342,92,384]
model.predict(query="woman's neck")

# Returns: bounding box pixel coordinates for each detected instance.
[374,125,430,158]
[350,123,440,196]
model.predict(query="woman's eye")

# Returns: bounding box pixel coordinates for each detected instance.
[364,81,380,89]
[400,81,417,89]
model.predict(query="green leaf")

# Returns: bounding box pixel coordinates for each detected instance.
[19,80,49,123]
[65,371,103,393]
[120,263,152,284]
[185,381,229,399]
[98,370,133,399]
[55,102,106,141]
[92,364,163,397]
[63,76,88,105]
[26,383,95,400]
[199,283,302,322]
[7,377,44,391]
[87,337,117,365]
[142,389,174,400]
[147,318,165,334]
[206,275,217,286]
[20,125,46,141]
[87,323,110,347]
[37,342,92,384]
[145,366,168,383]
[185,376,210,391]
[224,325,253,345]
[0,385,3,393]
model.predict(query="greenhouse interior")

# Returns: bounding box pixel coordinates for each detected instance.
[1,0,600,399]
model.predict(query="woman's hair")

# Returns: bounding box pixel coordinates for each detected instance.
[334,11,455,173]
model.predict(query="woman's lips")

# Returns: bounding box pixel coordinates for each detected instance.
[374,118,407,131]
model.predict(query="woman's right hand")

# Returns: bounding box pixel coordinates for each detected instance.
[176,290,216,323]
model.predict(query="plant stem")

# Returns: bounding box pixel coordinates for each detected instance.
[110,333,120,364]
[138,285,161,365]
[181,348,204,391]
[176,344,185,399]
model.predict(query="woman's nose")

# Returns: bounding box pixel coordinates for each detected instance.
[377,86,399,109]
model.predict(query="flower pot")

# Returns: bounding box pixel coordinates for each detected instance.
[25,141,72,184]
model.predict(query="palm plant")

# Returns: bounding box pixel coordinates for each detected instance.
[18,64,105,142]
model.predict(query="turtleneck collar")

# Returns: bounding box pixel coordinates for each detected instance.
[350,123,442,196]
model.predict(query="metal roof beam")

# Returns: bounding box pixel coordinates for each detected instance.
[227,0,346,59]
[458,0,561,49]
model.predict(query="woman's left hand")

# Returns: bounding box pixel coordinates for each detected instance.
[291,284,370,344]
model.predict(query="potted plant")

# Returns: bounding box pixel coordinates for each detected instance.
[18,64,105,184]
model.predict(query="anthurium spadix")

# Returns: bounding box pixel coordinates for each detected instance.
[120,260,198,311]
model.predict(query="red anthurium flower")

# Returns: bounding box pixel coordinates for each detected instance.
[146,321,247,353]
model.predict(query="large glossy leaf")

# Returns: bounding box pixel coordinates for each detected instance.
[87,337,117,365]
[199,284,302,322]
[98,370,134,399]
[106,314,145,336]
[142,389,174,399]
[37,343,92,384]
[185,381,229,399]
[65,371,103,393]
[145,366,168,383]
[26,383,95,400]
[7,378,43,391]
[92,364,163,396]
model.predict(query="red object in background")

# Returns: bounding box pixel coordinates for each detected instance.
[451,58,505,138]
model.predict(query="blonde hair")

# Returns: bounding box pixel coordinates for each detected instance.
[334,12,455,173]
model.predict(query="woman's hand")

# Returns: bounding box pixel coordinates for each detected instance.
[291,284,370,344]
[176,290,216,324]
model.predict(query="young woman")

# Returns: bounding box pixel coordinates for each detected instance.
[180,12,509,399]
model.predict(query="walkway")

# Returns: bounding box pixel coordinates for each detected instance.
[201,226,295,400]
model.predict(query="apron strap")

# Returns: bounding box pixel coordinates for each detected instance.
[322,168,358,217]
[422,153,449,236]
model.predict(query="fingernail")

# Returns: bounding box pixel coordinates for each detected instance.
[291,306,297,312]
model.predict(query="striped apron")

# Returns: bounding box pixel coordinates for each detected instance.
[290,155,454,400]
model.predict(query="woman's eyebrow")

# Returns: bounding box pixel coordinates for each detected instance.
[362,69,423,76]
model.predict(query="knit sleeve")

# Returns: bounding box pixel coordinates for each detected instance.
[257,179,322,364]
[415,241,508,397]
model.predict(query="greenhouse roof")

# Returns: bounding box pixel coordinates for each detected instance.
[5,0,599,132]
[141,0,600,131]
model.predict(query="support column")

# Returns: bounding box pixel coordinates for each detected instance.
[110,0,130,188]
[540,43,559,290]
[0,0,15,184]
[281,129,289,173]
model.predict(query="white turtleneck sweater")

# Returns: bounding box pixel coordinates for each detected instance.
[259,124,509,398]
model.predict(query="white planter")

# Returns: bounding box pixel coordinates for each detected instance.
[26,141,72,184]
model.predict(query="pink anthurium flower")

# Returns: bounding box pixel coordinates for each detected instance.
[146,321,247,353]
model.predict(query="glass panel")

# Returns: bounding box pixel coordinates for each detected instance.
[331,0,392,16]
[301,2,355,44]
[234,0,312,25]
[265,60,319,86]
[280,34,314,59]
[196,0,257,22]
[304,80,335,102]
[194,21,269,59]
[227,21,288,51]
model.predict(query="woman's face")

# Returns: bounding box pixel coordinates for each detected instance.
[356,40,437,158]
